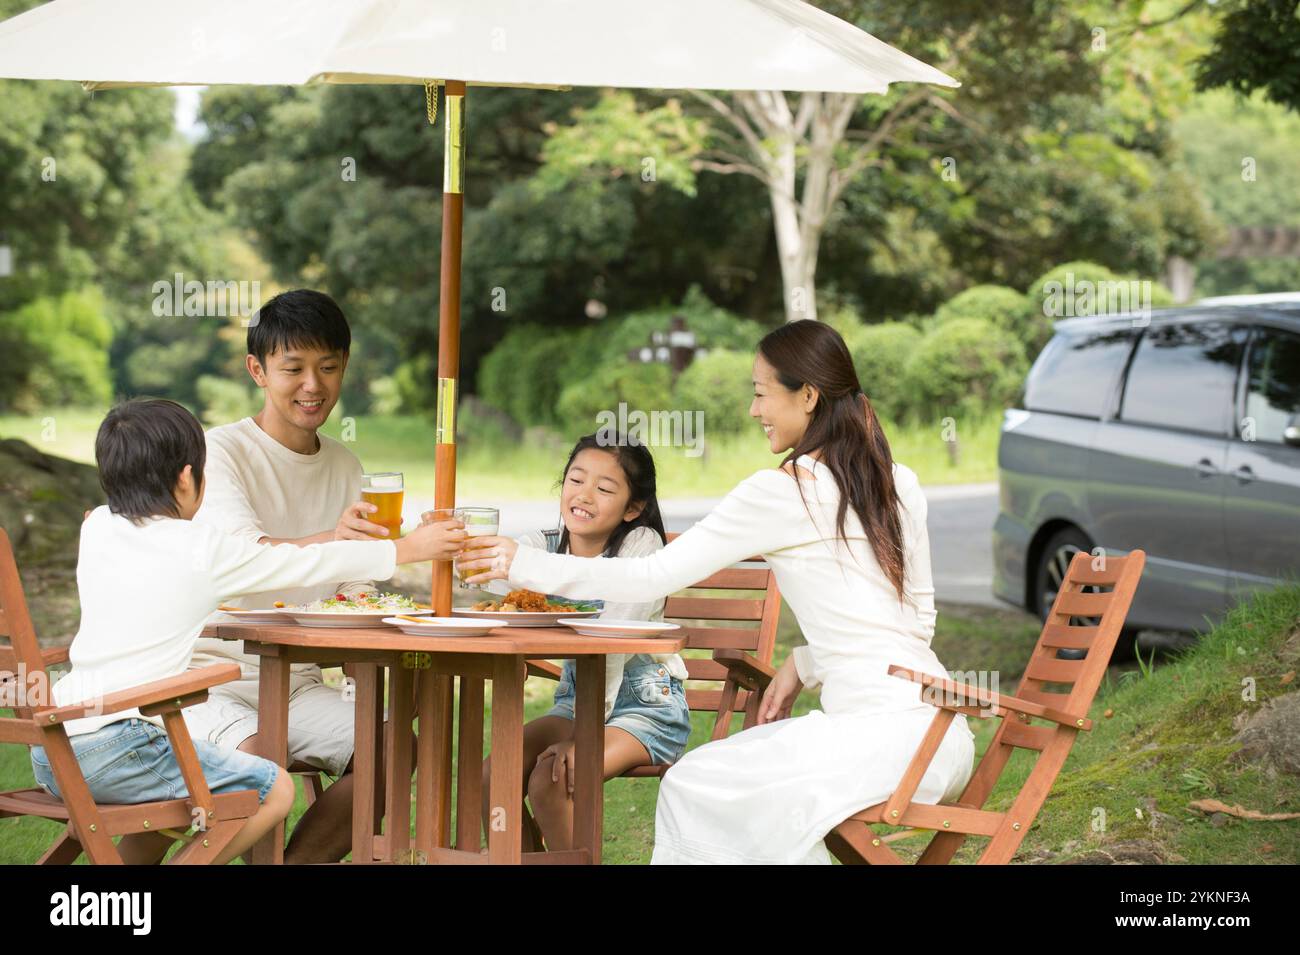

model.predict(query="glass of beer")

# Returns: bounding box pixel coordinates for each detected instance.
[361,472,404,540]
[454,506,499,590]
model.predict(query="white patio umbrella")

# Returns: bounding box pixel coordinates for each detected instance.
[0,0,959,616]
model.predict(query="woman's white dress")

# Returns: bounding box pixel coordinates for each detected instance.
[504,453,976,864]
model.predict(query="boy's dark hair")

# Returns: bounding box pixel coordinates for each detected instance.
[95,398,206,523]
[247,289,351,368]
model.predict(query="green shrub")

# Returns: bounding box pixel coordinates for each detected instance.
[673,349,754,437]
[392,353,437,415]
[903,318,1027,423]
[934,285,1036,336]
[477,286,763,430]
[847,322,922,424]
[0,289,113,412]
[556,361,674,435]
[196,375,260,427]
[477,324,596,428]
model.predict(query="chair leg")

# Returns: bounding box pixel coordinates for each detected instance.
[824,821,906,865]
[303,772,327,807]
[167,820,244,865]
[38,827,84,865]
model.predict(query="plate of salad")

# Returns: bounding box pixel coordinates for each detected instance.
[275,592,434,629]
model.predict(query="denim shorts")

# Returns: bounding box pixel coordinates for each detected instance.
[547,657,691,766]
[30,718,280,805]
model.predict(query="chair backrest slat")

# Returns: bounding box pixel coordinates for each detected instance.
[664,596,765,621]
[1053,590,1113,617]
[1021,657,1083,685]
[1038,623,1096,650]
[689,567,771,589]
[662,532,781,715]
[676,626,763,652]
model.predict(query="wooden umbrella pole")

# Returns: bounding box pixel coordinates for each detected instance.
[433,79,466,616]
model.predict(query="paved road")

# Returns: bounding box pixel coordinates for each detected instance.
[409,481,1003,607]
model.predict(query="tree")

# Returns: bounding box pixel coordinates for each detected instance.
[1196,0,1300,113]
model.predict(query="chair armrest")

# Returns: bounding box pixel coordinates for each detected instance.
[713,649,775,692]
[41,647,70,668]
[526,659,563,681]
[887,665,1092,730]
[34,664,244,725]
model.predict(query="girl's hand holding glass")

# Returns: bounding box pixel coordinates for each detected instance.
[457,534,517,585]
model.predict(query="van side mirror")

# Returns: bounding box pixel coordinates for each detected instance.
[1285,413,1300,448]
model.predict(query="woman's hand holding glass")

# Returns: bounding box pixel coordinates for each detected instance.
[455,534,517,585]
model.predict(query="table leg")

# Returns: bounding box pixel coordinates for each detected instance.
[487,655,526,864]
[351,662,382,864]
[413,671,454,853]
[572,654,605,865]
[455,676,485,851]
[253,648,290,865]
[385,660,415,860]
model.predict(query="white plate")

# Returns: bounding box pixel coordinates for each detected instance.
[214,609,294,625]
[558,619,682,638]
[451,608,601,628]
[382,616,500,637]
[275,608,434,629]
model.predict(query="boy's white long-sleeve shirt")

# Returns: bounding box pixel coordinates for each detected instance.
[51,506,397,737]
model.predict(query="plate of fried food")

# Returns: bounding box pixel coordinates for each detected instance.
[452,589,602,628]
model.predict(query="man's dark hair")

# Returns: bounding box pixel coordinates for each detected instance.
[95,398,206,523]
[247,289,351,368]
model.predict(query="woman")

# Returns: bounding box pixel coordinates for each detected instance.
[460,320,975,864]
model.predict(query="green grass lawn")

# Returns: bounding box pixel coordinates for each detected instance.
[0,406,1001,500]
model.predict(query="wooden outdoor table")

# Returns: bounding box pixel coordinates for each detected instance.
[209,622,685,865]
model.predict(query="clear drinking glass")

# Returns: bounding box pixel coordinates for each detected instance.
[454,506,500,591]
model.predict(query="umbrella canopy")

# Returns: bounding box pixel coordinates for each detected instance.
[0,0,959,619]
[0,0,957,93]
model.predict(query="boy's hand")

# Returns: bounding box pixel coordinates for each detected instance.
[334,501,390,540]
[457,535,517,585]
[394,518,466,564]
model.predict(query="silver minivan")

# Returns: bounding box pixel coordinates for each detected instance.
[993,303,1300,638]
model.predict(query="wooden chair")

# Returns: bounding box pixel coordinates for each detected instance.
[824,548,1146,865]
[0,528,262,864]
[527,532,783,777]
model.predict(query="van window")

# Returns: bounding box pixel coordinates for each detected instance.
[1023,327,1135,418]
[1243,326,1300,443]
[1119,322,1245,435]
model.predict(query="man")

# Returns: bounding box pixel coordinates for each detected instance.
[186,289,397,863]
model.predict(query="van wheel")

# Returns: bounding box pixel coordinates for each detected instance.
[1033,527,1136,663]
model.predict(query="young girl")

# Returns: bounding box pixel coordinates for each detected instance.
[479,433,690,853]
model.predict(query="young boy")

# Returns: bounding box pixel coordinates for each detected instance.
[30,398,465,864]
[184,289,407,863]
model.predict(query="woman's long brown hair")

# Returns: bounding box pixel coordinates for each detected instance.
[757,320,906,601]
